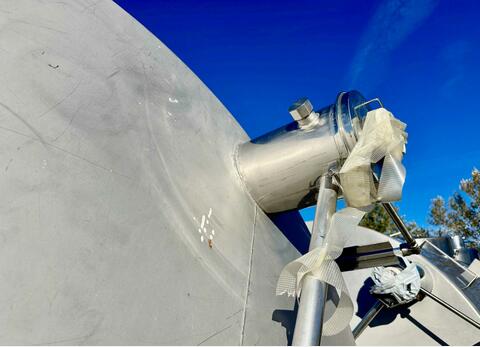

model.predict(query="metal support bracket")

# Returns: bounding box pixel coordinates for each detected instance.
[335,242,400,272]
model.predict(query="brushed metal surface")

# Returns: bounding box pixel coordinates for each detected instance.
[0,0,299,344]
[292,175,338,346]
[343,227,480,346]
[236,113,340,213]
[236,91,369,213]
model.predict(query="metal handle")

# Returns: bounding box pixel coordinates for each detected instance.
[353,98,384,118]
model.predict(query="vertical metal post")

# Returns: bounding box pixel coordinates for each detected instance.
[292,175,337,346]
[309,176,338,251]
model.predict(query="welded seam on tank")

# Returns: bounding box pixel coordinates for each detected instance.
[232,142,254,202]
[239,205,257,345]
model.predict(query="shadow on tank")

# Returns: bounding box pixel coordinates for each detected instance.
[272,302,298,346]
[355,278,448,345]
[268,210,311,255]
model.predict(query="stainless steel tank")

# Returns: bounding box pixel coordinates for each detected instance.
[236,91,371,213]
[450,235,478,265]
[0,1,300,344]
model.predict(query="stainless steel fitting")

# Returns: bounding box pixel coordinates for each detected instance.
[289,98,313,121]
[289,98,321,130]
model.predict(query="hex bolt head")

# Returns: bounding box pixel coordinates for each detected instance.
[289,98,313,122]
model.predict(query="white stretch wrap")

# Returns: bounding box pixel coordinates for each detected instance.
[339,108,407,208]
[276,108,409,335]
[276,207,366,336]
[370,259,421,304]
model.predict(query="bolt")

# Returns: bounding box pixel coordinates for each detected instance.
[289,98,313,122]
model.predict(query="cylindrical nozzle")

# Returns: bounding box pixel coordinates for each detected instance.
[236,91,370,213]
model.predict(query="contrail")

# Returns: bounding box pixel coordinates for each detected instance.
[348,0,437,89]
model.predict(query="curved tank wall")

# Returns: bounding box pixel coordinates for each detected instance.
[0,1,299,344]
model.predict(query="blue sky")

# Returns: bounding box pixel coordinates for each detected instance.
[114,0,480,225]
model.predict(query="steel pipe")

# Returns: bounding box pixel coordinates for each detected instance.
[352,300,384,339]
[293,276,329,346]
[292,175,338,346]
[309,175,338,250]
[381,202,419,252]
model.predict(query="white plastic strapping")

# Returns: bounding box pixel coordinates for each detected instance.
[276,108,409,336]
[339,108,407,208]
[276,207,366,336]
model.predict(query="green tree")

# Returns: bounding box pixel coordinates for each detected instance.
[359,204,428,238]
[428,168,480,248]
[428,196,448,236]
[358,168,480,248]
[360,204,395,234]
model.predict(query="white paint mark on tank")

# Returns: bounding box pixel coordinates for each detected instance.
[195,209,217,247]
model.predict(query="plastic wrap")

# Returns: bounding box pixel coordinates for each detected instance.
[370,259,421,304]
[339,108,407,207]
[276,108,409,335]
[276,207,366,335]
